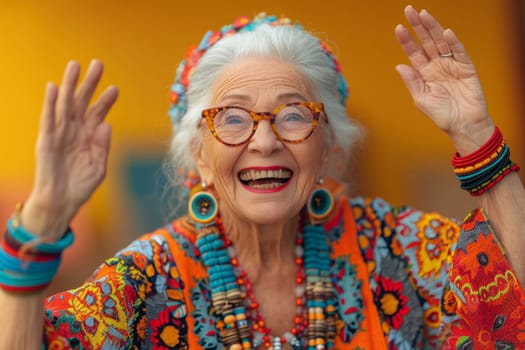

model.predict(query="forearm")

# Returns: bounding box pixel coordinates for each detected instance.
[477,172,525,286]
[0,203,74,350]
[0,289,45,350]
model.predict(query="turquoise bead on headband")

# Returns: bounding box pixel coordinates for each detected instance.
[168,12,349,124]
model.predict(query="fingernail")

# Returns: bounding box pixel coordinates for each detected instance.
[46,82,57,95]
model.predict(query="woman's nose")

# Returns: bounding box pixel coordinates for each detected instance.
[247,119,283,155]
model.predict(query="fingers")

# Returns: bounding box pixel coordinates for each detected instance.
[399,5,455,62]
[395,64,425,100]
[418,9,450,56]
[84,85,119,131]
[55,60,114,125]
[39,82,58,134]
[443,29,471,64]
[395,24,429,71]
[49,60,117,132]
[91,122,112,174]
[404,5,439,58]
[56,61,81,124]
[74,60,105,121]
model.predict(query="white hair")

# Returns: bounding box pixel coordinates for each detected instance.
[165,24,363,190]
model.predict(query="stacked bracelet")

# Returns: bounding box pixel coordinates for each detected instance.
[452,127,520,196]
[0,205,74,293]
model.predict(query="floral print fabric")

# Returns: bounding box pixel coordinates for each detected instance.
[42,195,525,349]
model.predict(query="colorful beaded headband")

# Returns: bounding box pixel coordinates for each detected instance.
[168,12,349,124]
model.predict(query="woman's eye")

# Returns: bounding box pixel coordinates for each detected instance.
[216,110,249,126]
[283,112,306,122]
[224,115,244,124]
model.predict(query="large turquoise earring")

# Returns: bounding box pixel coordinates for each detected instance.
[307,178,334,223]
[188,181,218,224]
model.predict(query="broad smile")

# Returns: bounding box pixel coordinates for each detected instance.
[238,167,293,192]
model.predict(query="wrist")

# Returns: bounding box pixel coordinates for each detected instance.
[449,121,495,156]
[19,198,73,238]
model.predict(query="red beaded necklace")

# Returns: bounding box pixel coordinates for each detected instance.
[218,220,306,349]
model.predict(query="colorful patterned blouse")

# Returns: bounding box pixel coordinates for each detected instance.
[43,195,525,349]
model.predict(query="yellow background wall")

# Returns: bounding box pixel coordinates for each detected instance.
[1,0,524,291]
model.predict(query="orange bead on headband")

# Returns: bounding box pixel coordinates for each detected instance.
[168,12,349,124]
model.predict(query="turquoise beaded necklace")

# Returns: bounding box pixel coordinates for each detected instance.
[219,218,304,349]
[195,213,337,350]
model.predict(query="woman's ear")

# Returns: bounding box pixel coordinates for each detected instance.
[191,139,214,186]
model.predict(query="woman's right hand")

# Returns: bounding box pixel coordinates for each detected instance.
[19,60,118,239]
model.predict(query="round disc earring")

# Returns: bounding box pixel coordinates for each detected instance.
[188,182,218,224]
[307,178,334,222]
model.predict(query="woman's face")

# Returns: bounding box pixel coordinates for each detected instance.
[194,56,329,226]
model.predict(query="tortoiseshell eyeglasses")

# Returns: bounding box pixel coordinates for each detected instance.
[201,101,326,146]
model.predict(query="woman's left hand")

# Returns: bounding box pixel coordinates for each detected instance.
[395,5,494,155]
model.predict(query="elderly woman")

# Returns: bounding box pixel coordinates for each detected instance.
[1,5,524,350]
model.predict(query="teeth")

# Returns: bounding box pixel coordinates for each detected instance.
[239,169,292,181]
[249,181,286,190]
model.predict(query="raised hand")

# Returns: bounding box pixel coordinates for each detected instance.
[20,60,118,239]
[395,5,495,155]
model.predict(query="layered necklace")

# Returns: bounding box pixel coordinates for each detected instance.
[195,214,337,350]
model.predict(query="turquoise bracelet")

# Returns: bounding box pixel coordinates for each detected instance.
[0,265,59,287]
[0,247,61,273]
[0,216,73,292]
[7,217,74,254]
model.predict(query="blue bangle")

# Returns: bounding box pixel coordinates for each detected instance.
[0,247,61,273]
[7,217,74,254]
[0,267,58,287]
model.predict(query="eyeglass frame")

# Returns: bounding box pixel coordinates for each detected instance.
[201,101,327,147]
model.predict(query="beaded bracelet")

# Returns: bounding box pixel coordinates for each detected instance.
[0,205,74,293]
[451,127,503,168]
[469,163,520,196]
[453,139,505,175]
[452,127,520,196]
[455,144,510,188]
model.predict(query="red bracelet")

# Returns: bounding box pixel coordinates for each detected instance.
[451,127,502,168]
[0,283,50,293]
[452,127,520,195]
[1,238,60,262]
[453,140,505,174]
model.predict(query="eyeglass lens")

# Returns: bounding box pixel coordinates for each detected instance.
[213,104,315,144]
